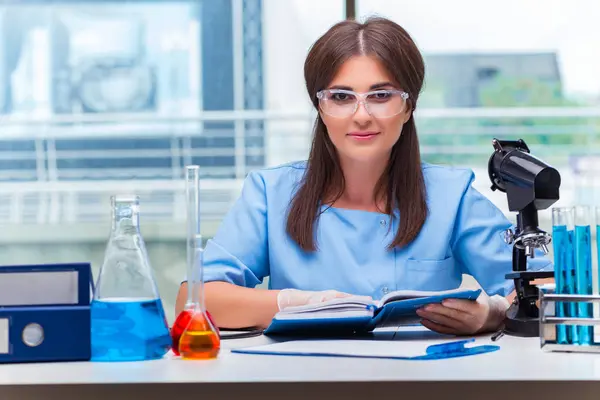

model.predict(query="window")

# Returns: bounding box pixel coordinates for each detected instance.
[357,0,600,222]
[0,0,346,323]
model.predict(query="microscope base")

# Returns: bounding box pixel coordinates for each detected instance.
[501,271,554,338]
[503,313,540,337]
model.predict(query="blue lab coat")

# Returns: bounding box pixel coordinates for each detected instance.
[200,161,552,300]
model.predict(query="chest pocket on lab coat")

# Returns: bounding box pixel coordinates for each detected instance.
[404,255,462,291]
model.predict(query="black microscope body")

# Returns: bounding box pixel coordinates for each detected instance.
[487,138,561,337]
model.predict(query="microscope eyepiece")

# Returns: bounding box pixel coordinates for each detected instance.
[488,138,561,212]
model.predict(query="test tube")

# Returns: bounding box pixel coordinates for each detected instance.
[596,206,600,286]
[552,207,576,344]
[596,206,600,344]
[575,206,593,345]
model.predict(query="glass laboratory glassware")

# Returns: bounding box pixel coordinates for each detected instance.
[575,206,593,345]
[171,165,201,355]
[597,206,600,295]
[178,236,221,359]
[90,195,171,362]
[174,165,220,359]
[596,206,600,345]
[552,207,576,344]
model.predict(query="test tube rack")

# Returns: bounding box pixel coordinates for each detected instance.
[539,287,600,353]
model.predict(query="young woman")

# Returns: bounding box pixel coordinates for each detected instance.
[176,17,552,335]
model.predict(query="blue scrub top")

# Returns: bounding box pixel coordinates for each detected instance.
[200,161,552,299]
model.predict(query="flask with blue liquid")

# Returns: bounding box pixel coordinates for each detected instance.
[91,195,171,362]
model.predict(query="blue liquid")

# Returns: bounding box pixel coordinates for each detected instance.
[597,224,600,344]
[575,225,593,345]
[552,225,577,344]
[91,298,171,362]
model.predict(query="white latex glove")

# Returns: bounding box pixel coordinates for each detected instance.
[277,288,354,311]
[415,291,510,335]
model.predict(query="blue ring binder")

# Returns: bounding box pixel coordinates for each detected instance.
[0,263,93,363]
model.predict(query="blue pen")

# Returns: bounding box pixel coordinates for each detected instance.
[412,339,500,360]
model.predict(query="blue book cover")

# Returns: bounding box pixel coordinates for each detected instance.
[264,288,482,336]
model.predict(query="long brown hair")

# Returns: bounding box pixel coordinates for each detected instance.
[286,17,428,252]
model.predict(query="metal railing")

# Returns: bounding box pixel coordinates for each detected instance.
[0,107,598,239]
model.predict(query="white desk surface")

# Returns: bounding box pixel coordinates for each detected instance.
[1,328,600,400]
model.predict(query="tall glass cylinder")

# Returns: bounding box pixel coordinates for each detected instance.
[575,206,593,345]
[186,165,201,309]
[552,207,577,344]
[170,165,220,359]
[170,165,201,355]
[596,206,600,344]
[178,165,220,359]
[597,206,600,290]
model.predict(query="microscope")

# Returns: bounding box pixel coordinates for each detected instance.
[487,138,561,338]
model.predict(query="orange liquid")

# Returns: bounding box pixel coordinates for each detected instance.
[178,312,220,360]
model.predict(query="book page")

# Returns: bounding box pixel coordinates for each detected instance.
[273,309,374,320]
[378,287,478,306]
[278,295,376,315]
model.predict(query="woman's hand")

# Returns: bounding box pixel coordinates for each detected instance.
[415,291,510,335]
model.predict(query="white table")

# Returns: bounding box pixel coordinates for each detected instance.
[1,329,600,400]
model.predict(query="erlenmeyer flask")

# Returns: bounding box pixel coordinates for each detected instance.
[91,194,171,362]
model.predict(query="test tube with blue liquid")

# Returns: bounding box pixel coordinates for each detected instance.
[597,206,600,290]
[552,207,577,344]
[575,205,593,345]
[596,206,600,344]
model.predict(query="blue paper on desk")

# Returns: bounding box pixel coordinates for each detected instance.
[264,288,482,336]
[232,337,499,360]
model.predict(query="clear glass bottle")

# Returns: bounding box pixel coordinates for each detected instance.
[90,194,171,362]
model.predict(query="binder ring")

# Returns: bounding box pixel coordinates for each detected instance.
[22,323,44,347]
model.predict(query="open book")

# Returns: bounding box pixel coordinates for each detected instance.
[264,287,482,336]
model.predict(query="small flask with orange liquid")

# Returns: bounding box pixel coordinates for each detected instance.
[178,240,220,359]
[171,165,220,359]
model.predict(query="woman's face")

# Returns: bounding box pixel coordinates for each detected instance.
[318,55,411,165]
